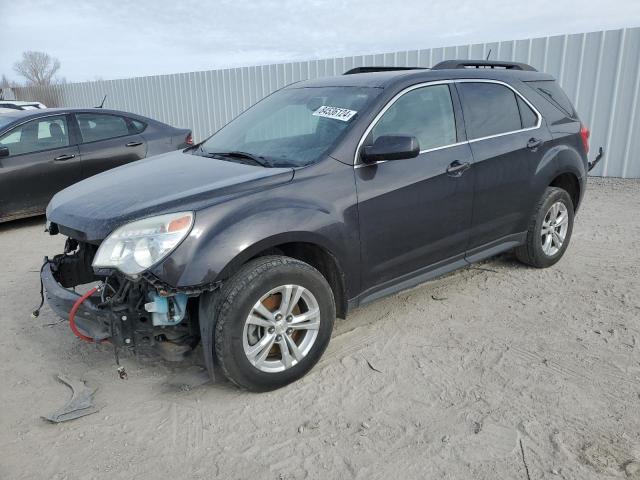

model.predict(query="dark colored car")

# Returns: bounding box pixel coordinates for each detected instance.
[0,108,192,222]
[40,60,602,391]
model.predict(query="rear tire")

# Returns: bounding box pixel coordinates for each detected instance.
[213,256,335,391]
[515,187,574,268]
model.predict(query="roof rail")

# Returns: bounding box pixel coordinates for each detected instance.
[432,60,537,71]
[343,66,426,75]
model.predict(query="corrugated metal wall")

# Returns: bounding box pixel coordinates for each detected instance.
[14,27,640,178]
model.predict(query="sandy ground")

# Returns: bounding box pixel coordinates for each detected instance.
[0,177,639,480]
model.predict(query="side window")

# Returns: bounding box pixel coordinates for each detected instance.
[0,115,69,156]
[517,96,538,128]
[457,83,522,139]
[371,84,457,151]
[76,113,130,142]
[129,118,147,134]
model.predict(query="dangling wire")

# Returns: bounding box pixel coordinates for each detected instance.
[31,260,50,318]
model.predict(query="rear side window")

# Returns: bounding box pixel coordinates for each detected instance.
[371,84,457,151]
[457,82,522,139]
[526,80,577,118]
[0,115,69,156]
[76,113,130,142]
[517,96,538,128]
[129,118,147,134]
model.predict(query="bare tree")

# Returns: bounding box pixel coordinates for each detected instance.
[1,74,20,86]
[13,51,61,86]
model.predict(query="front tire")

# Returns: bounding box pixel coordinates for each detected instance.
[515,187,575,268]
[213,256,335,391]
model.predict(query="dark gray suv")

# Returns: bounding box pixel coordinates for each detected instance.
[39,60,602,391]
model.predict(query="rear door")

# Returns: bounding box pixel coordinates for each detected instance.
[355,83,475,294]
[0,114,81,219]
[73,112,147,179]
[455,80,550,255]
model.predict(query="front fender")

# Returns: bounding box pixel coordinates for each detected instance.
[149,158,360,294]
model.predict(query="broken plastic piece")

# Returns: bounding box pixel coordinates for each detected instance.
[43,375,98,423]
[588,147,604,172]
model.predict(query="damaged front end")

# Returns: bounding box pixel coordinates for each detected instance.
[40,236,205,363]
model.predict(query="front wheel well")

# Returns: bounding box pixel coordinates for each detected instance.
[549,173,580,211]
[245,242,348,319]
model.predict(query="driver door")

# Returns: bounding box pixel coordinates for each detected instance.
[355,83,475,298]
[0,114,81,219]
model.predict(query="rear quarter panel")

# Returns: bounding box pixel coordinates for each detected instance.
[517,80,588,215]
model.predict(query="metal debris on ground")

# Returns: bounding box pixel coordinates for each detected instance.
[43,375,98,423]
[117,366,128,380]
[365,359,382,373]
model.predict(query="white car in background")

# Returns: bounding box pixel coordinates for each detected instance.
[0,100,47,110]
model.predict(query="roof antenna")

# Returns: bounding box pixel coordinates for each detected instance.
[96,94,107,108]
[486,49,492,60]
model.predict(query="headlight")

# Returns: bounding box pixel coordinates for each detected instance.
[93,212,194,275]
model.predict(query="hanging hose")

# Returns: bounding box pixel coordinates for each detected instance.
[69,286,101,343]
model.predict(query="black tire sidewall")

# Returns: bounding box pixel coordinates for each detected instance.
[215,259,335,391]
[531,188,574,267]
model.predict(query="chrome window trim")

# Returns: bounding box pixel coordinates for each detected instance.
[455,79,542,142]
[353,78,542,168]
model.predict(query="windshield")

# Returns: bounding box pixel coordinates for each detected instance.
[199,86,380,167]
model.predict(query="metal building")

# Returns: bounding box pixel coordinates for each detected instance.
[13,26,640,178]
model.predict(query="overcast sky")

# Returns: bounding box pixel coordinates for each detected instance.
[1,0,638,83]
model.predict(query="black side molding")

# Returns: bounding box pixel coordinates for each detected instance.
[432,60,537,71]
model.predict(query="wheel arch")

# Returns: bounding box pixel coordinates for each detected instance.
[536,143,586,212]
[549,171,581,211]
[216,233,349,319]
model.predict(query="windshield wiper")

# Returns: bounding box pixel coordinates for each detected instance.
[205,151,271,167]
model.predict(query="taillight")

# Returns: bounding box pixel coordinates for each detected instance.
[580,124,590,154]
[185,133,193,146]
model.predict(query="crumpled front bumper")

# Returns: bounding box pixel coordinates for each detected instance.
[41,261,112,341]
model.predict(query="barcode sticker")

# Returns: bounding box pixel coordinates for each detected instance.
[312,105,357,122]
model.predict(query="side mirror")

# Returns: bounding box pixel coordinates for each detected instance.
[0,146,9,158]
[361,135,420,163]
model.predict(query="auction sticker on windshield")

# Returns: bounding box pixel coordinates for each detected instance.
[312,105,357,122]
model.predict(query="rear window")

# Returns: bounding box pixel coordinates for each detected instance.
[526,80,577,119]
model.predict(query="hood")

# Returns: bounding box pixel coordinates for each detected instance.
[47,150,294,241]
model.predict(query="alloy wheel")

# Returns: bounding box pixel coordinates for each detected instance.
[541,201,569,256]
[242,285,321,373]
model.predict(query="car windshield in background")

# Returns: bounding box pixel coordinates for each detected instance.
[199,86,381,167]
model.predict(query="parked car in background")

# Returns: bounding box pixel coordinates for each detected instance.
[0,107,18,115]
[0,108,192,222]
[0,100,47,110]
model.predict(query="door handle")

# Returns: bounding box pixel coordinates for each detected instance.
[446,160,471,177]
[54,153,75,161]
[126,141,143,147]
[527,137,543,150]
